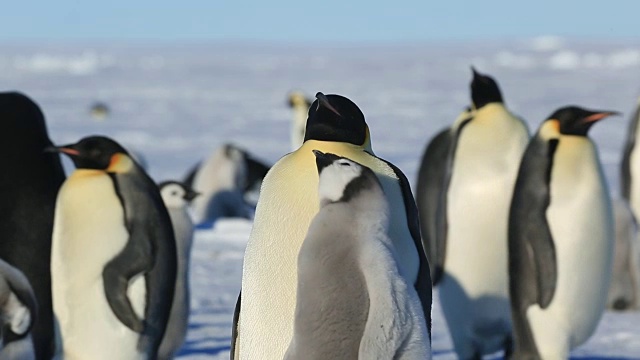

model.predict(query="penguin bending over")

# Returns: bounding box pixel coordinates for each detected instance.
[158,181,199,359]
[0,92,65,359]
[50,136,177,360]
[437,68,529,359]
[509,107,617,359]
[287,91,312,151]
[284,151,430,360]
[0,259,38,360]
[233,93,432,360]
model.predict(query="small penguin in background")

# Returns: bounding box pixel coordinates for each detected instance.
[285,151,430,360]
[509,107,617,359]
[89,102,110,121]
[0,259,38,360]
[0,92,65,359]
[621,96,640,219]
[188,144,267,225]
[49,136,177,360]
[233,92,431,360]
[607,199,640,311]
[287,91,312,151]
[157,181,198,359]
[437,68,529,358]
[415,106,473,282]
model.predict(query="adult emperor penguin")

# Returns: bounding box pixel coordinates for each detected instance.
[621,96,640,219]
[0,92,65,359]
[50,136,177,359]
[157,181,198,359]
[509,107,617,359]
[438,68,529,359]
[415,106,473,282]
[288,91,312,150]
[0,258,38,360]
[285,151,430,360]
[233,92,432,360]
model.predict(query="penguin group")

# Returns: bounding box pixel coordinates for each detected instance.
[1,59,639,360]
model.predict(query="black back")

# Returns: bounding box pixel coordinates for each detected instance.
[621,101,640,200]
[508,135,559,358]
[0,92,64,359]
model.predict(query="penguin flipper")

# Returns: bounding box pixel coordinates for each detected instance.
[102,241,152,333]
[230,292,241,360]
[416,128,451,285]
[380,158,433,337]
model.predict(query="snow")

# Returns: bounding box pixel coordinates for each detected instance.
[0,38,639,359]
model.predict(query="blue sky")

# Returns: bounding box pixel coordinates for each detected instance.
[2,0,639,42]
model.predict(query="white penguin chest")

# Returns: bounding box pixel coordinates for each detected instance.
[51,171,146,359]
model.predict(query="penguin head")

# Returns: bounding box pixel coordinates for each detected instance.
[288,91,311,109]
[51,136,136,173]
[304,93,370,148]
[159,181,199,208]
[313,150,380,206]
[546,106,619,136]
[470,67,504,110]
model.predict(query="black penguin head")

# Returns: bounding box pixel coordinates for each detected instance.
[303,92,369,147]
[50,136,135,173]
[470,67,504,110]
[0,92,55,157]
[547,106,619,136]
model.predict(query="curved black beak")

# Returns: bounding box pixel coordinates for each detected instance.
[582,111,621,123]
[44,144,80,156]
[315,92,341,117]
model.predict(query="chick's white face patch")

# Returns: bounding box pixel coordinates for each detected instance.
[317,158,363,204]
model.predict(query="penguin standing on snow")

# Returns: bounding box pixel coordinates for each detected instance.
[0,92,65,359]
[285,151,430,360]
[157,181,198,359]
[287,91,312,151]
[0,259,38,360]
[49,136,176,359]
[437,68,529,358]
[509,107,617,359]
[232,93,432,360]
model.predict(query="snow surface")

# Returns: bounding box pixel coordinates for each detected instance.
[1,38,639,359]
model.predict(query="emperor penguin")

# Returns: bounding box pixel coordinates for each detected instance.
[0,259,38,360]
[284,151,430,360]
[232,92,432,360]
[437,68,529,359]
[508,107,617,359]
[415,106,473,282]
[621,96,640,219]
[287,91,312,150]
[607,199,640,311]
[50,136,177,360]
[0,92,65,359]
[157,181,198,359]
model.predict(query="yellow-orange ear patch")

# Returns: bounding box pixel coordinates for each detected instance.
[107,153,134,173]
[539,119,561,139]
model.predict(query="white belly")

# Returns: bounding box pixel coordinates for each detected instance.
[440,105,528,355]
[629,133,640,220]
[237,140,419,360]
[527,137,614,358]
[51,171,146,360]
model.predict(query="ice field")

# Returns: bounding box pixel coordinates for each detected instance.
[1,36,639,359]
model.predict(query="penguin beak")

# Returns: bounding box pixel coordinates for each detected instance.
[582,111,620,123]
[313,150,333,173]
[44,145,80,156]
[315,92,341,117]
[184,189,200,202]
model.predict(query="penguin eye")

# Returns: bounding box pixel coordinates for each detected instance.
[339,161,351,167]
[90,148,102,158]
[172,191,178,196]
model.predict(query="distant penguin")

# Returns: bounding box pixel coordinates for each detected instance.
[284,151,430,360]
[189,144,267,224]
[158,181,198,359]
[415,106,473,282]
[621,96,640,219]
[50,136,177,359]
[509,107,617,359]
[90,102,110,121]
[0,92,65,359]
[233,92,432,360]
[0,259,38,360]
[288,91,312,151]
[607,199,640,311]
[437,68,529,358]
